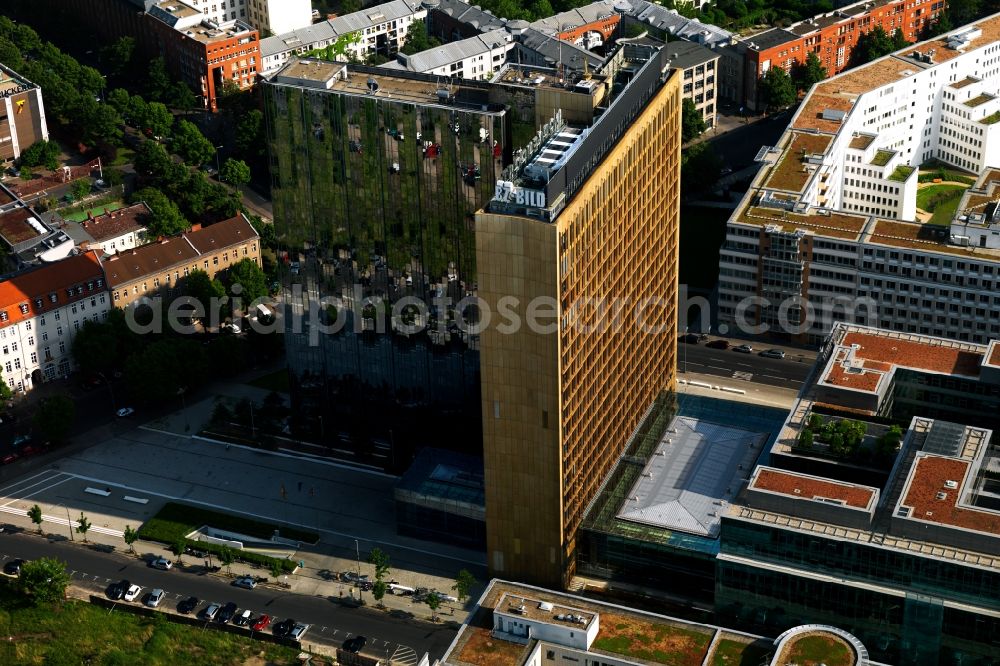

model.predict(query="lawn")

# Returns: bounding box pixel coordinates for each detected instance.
[138,501,319,546]
[591,613,714,666]
[61,200,125,223]
[710,637,772,665]
[916,184,967,225]
[782,633,854,666]
[110,148,135,167]
[249,370,290,393]
[0,583,299,665]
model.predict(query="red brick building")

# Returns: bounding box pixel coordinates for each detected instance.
[741,0,946,110]
[145,0,260,112]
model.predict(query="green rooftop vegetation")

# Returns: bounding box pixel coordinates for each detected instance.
[917,183,970,225]
[982,111,1000,125]
[592,614,714,666]
[782,633,855,666]
[871,149,894,167]
[888,165,915,183]
[964,93,994,108]
[710,637,772,666]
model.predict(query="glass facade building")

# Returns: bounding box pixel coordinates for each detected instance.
[263,62,518,464]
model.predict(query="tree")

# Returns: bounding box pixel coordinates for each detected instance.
[372,579,388,607]
[103,167,125,188]
[759,66,796,111]
[185,269,227,318]
[28,504,43,533]
[946,0,981,26]
[368,547,391,582]
[76,512,92,543]
[426,591,441,620]
[171,81,197,111]
[400,20,441,55]
[142,101,174,139]
[77,98,123,148]
[233,109,264,158]
[0,367,12,402]
[220,545,235,574]
[220,158,251,192]
[792,51,827,92]
[107,88,131,115]
[172,119,215,166]
[171,538,187,563]
[18,140,60,170]
[226,258,268,312]
[131,187,189,237]
[133,139,171,178]
[71,178,91,201]
[452,569,476,604]
[146,57,172,103]
[123,525,138,554]
[126,338,208,403]
[17,558,70,604]
[798,428,814,449]
[680,142,723,195]
[33,394,75,442]
[101,36,135,77]
[852,26,910,65]
[681,98,707,143]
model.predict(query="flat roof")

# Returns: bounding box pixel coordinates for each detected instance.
[663,40,720,70]
[495,592,596,630]
[764,131,834,192]
[900,454,1000,534]
[616,416,768,538]
[751,467,877,509]
[0,207,47,246]
[986,340,1000,368]
[0,63,37,95]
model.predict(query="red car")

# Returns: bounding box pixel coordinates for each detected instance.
[252,614,271,632]
[1,453,18,465]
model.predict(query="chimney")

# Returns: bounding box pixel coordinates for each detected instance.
[87,211,94,220]
[190,223,203,232]
[104,208,110,216]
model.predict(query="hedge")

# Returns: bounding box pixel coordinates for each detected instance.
[137,502,318,545]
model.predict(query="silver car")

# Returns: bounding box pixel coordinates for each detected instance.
[145,589,165,608]
[289,623,310,640]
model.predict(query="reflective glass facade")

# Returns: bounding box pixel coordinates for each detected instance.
[263,69,512,463]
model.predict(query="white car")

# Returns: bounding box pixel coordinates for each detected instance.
[124,584,142,602]
[116,407,135,418]
[289,623,310,640]
[145,588,165,608]
[233,576,257,590]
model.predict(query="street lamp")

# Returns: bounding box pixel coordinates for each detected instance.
[214,145,224,175]
[683,325,688,374]
[355,539,363,600]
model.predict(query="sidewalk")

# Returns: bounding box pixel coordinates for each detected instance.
[677,371,801,410]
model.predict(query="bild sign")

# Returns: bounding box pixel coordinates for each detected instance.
[494,180,546,208]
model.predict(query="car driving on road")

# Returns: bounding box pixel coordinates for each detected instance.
[760,348,786,359]
[149,557,172,570]
[733,344,753,353]
[233,576,256,590]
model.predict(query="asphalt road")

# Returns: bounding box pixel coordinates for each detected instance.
[0,531,457,663]
[678,343,814,389]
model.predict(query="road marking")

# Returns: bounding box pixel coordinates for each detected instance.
[706,365,729,371]
[391,645,418,666]
[0,472,73,507]
[320,626,327,632]
[0,470,65,498]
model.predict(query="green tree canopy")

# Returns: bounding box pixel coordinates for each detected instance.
[146,57,173,103]
[226,258,268,312]
[681,142,723,195]
[172,119,215,166]
[33,394,75,442]
[234,109,264,158]
[681,98,707,143]
[77,98,123,148]
[852,26,910,65]
[791,51,827,92]
[17,558,70,604]
[131,186,189,237]
[759,65,796,111]
[100,36,135,77]
[133,140,171,177]
[125,338,208,402]
[184,269,226,318]
[400,20,441,55]
[141,101,174,139]
[220,158,251,189]
[19,140,60,170]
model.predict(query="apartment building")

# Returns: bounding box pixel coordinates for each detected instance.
[0,64,47,166]
[77,203,151,256]
[104,214,259,307]
[717,14,1000,346]
[383,28,513,80]
[717,323,1000,664]
[259,0,426,75]
[245,0,311,35]
[0,251,109,393]
[146,0,260,111]
[664,41,720,128]
[739,0,945,111]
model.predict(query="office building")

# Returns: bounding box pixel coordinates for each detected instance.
[0,183,74,270]
[0,251,108,392]
[146,0,260,111]
[104,214,260,308]
[716,322,1000,664]
[717,14,1000,345]
[441,579,883,666]
[664,41,720,129]
[0,63,47,166]
[246,0,311,35]
[477,47,680,586]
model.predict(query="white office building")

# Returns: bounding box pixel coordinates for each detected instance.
[247,0,312,35]
[717,14,1000,346]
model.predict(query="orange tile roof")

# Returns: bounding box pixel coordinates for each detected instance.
[902,455,1000,533]
[0,252,104,329]
[753,468,875,509]
[79,203,150,243]
[989,342,1000,367]
[842,331,983,378]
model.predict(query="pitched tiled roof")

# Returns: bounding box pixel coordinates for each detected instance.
[79,203,150,243]
[0,251,105,328]
[102,214,259,288]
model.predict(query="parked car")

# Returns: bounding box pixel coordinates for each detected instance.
[202,603,221,620]
[149,557,172,570]
[3,559,25,576]
[430,590,458,603]
[116,407,135,418]
[234,609,254,627]
[11,435,31,448]
[145,589,165,608]
[359,580,373,591]
[233,576,256,590]
[106,580,126,600]
[177,596,199,614]
[252,614,271,632]
[289,623,310,640]
[760,348,786,359]
[680,333,707,344]
[217,602,238,624]
[124,584,142,602]
[733,344,753,354]
[342,636,367,653]
[706,339,730,350]
[273,618,296,638]
[1,453,18,466]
